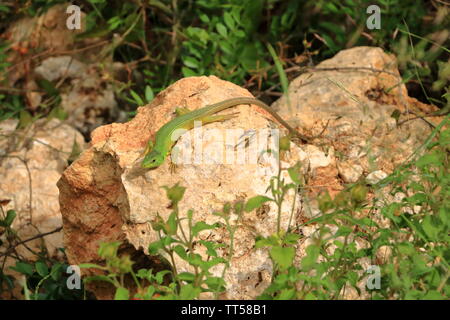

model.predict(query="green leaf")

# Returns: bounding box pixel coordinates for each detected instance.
[48,106,68,121]
[79,263,106,270]
[270,246,295,269]
[245,195,272,212]
[335,225,353,237]
[267,43,289,96]
[145,85,154,103]
[36,78,59,97]
[0,5,10,13]
[114,287,129,300]
[162,236,178,247]
[50,263,63,281]
[166,212,178,235]
[304,292,317,300]
[204,276,226,291]
[183,57,200,69]
[284,233,300,245]
[98,241,121,259]
[416,153,441,168]
[182,67,197,77]
[199,14,210,23]
[223,12,235,30]
[216,23,227,38]
[148,240,163,255]
[10,262,34,276]
[301,245,320,271]
[130,90,144,106]
[287,162,302,184]
[279,135,291,152]
[404,290,422,300]
[177,272,195,282]
[198,240,221,257]
[422,290,444,300]
[191,221,219,237]
[143,286,156,299]
[421,215,440,241]
[18,110,33,129]
[162,183,186,203]
[35,261,49,277]
[155,270,171,284]
[173,245,188,259]
[397,242,415,256]
[136,268,153,280]
[179,283,201,300]
[3,210,16,227]
[255,235,279,248]
[276,288,296,300]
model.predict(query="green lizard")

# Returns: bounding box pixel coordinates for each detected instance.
[141,97,309,169]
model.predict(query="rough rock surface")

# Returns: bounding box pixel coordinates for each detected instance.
[3,4,86,86]
[58,76,332,299]
[57,46,441,300]
[0,118,84,298]
[32,56,120,136]
[273,46,440,191]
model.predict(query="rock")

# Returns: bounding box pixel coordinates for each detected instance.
[32,56,120,137]
[56,47,445,300]
[4,4,86,86]
[60,64,119,136]
[58,75,309,299]
[273,46,441,176]
[35,56,87,82]
[338,161,364,183]
[376,245,393,264]
[0,118,85,298]
[366,170,388,185]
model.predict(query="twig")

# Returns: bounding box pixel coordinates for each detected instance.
[0,155,33,223]
[0,227,63,259]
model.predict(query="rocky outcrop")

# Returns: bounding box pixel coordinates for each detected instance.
[0,118,84,298]
[273,46,440,191]
[57,46,441,300]
[57,75,331,299]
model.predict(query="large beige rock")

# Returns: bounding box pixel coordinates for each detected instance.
[4,4,86,86]
[58,76,332,299]
[57,47,442,300]
[0,118,84,298]
[273,46,440,175]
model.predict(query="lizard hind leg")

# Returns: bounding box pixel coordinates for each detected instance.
[174,107,192,117]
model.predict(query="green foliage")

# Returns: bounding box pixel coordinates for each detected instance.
[1,0,448,301]
[84,115,448,299]
[9,258,84,300]
[256,116,450,300]
[0,208,84,300]
[81,182,239,300]
[0,0,448,125]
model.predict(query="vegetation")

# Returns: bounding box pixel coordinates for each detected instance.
[13,115,444,300]
[0,0,449,121]
[0,0,448,300]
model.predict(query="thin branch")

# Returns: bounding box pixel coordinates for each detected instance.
[0,227,63,259]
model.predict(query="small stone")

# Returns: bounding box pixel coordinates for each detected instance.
[35,56,86,82]
[376,245,392,264]
[337,161,363,183]
[366,170,388,185]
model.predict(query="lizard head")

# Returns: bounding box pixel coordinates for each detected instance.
[142,150,165,168]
